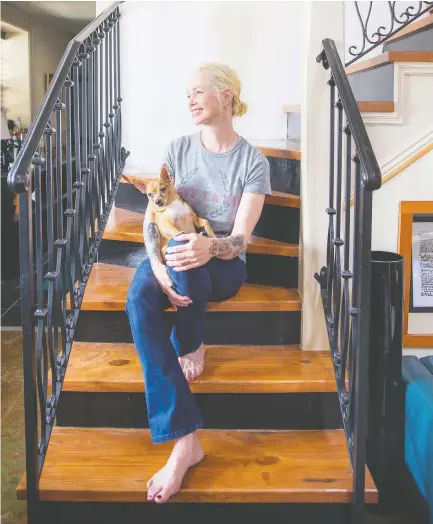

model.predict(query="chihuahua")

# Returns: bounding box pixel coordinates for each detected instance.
[134,165,215,263]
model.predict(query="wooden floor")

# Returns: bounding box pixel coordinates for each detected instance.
[17,427,378,504]
[62,343,336,394]
[81,263,302,312]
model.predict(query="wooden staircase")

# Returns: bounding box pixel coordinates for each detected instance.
[17,145,377,523]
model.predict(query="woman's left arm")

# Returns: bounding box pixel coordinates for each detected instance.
[210,192,265,260]
[165,192,265,270]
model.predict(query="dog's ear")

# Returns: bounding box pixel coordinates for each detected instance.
[159,164,172,185]
[133,179,148,194]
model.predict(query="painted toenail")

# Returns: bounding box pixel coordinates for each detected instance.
[157,495,162,499]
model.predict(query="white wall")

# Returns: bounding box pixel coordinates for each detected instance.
[115,1,302,174]
[2,27,31,128]
[300,1,345,351]
[344,1,430,64]
[371,150,433,353]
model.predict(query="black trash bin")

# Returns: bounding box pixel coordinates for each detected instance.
[367,251,405,512]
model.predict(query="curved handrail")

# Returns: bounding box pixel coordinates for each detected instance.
[7,1,123,194]
[318,38,382,191]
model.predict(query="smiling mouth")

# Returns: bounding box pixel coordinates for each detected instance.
[192,109,203,117]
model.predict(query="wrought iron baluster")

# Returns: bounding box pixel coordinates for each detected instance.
[32,153,48,453]
[72,57,83,285]
[103,20,112,197]
[326,76,336,330]
[42,124,58,403]
[333,97,344,382]
[98,26,108,211]
[340,123,353,408]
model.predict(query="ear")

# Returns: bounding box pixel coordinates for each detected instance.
[133,179,148,194]
[159,164,172,185]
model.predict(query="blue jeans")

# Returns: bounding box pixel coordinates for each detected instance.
[125,238,247,444]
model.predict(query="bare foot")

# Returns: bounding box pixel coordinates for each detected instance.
[147,432,204,503]
[178,344,206,382]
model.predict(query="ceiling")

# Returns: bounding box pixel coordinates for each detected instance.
[3,1,96,35]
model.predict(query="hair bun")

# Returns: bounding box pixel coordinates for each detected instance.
[234,98,248,117]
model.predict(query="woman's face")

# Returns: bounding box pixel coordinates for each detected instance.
[187,71,231,126]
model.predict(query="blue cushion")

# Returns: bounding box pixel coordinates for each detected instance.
[403,356,433,522]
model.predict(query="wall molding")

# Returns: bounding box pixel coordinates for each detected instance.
[380,127,433,179]
[362,62,433,125]
[349,129,433,206]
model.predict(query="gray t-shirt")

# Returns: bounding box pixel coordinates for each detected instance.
[163,132,272,262]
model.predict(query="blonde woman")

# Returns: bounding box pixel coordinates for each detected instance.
[126,63,271,503]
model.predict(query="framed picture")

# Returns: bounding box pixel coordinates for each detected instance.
[398,201,433,348]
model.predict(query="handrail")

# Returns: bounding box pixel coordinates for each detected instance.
[7,1,123,194]
[317,39,381,191]
[6,3,129,523]
[315,38,382,524]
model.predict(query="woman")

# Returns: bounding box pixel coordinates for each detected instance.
[126,63,272,503]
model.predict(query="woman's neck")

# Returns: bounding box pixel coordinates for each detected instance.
[200,122,240,153]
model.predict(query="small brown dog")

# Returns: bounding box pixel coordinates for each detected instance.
[134,165,215,262]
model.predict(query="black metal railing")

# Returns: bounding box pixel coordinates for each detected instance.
[7,2,129,522]
[346,1,433,65]
[315,39,381,524]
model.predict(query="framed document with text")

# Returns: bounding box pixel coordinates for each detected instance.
[398,201,433,348]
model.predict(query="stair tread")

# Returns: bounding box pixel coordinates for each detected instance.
[385,14,433,43]
[16,427,378,503]
[248,138,301,160]
[282,101,395,113]
[104,207,299,256]
[119,174,301,208]
[346,50,433,75]
[81,263,302,311]
[63,343,335,393]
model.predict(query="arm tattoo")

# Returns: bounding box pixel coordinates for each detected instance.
[209,234,246,260]
[231,234,246,256]
[146,221,163,269]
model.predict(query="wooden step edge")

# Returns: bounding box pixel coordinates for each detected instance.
[248,139,301,160]
[266,190,300,208]
[80,265,302,312]
[17,428,378,504]
[119,175,301,209]
[103,212,299,256]
[282,101,395,114]
[61,343,336,394]
[346,51,433,75]
[385,15,433,43]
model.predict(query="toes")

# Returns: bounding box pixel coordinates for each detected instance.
[148,484,163,501]
[154,487,175,504]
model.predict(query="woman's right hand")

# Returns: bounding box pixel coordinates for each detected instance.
[153,264,193,310]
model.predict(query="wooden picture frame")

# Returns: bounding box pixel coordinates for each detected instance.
[398,201,433,348]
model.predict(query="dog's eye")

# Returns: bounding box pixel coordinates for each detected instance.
[160,188,166,193]
[147,193,152,198]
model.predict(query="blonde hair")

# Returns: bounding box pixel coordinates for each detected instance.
[197,62,248,118]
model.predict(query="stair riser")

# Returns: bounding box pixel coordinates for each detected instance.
[266,157,300,195]
[383,26,433,52]
[36,501,352,524]
[114,182,300,245]
[75,310,302,345]
[57,392,342,430]
[97,240,299,288]
[253,204,300,244]
[348,63,394,102]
